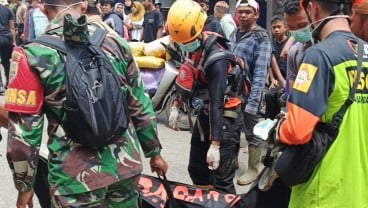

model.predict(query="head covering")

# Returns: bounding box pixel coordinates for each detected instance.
[129,1,145,21]
[154,0,161,5]
[0,0,8,5]
[236,0,259,12]
[114,2,123,12]
[353,0,368,14]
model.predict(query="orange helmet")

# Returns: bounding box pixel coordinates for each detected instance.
[167,0,207,44]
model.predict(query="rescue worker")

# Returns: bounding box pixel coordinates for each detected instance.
[275,0,368,207]
[166,0,243,194]
[5,0,168,207]
[229,0,272,186]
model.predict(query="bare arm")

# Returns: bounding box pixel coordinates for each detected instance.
[270,54,286,88]
[280,36,294,60]
[156,26,163,40]
[9,19,16,46]
[0,105,8,128]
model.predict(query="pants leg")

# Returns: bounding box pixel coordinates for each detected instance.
[52,175,140,208]
[34,158,51,208]
[212,117,241,194]
[0,35,13,86]
[188,113,211,186]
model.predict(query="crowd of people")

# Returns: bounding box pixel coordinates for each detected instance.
[0,0,368,207]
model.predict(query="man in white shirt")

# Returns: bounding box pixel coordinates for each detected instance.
[213,1,236,39]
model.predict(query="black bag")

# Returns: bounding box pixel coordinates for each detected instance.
[232,175,290,208]
[138,174,241,208]
[33,27,129,148]
[275,122,337,186]
[274,39,364,186]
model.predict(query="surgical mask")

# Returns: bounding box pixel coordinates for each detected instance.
[290,25,312,43]
[178,39,201,53]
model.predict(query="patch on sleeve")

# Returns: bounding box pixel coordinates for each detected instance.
[5,47,43,114]
[293,63,318,93]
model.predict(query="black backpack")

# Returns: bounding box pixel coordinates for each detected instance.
[33,27,130,148]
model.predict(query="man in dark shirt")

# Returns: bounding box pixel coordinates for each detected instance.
[196,0,225,36]
[0,3,16,91]
[142,0,163,43]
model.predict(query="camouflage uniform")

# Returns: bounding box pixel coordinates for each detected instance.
[6,14,162,206]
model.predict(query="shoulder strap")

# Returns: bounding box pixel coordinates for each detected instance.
[329,39,364,129]
[203,49,236,72]
[198,33,233,70]
[31,26,107,54]
[32,35,69,54]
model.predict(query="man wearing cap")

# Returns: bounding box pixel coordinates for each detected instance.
[228,0,272,186]
[154,0,161,10]
[5,0,168,207]
[214,1,236,39]
[273,0,368,207]
[351,0,368,42]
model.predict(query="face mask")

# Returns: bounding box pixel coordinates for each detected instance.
[290,25,312,43]
[43,1,83,19]
[306,14,350,42]
[178,39,201,53]
[310,15,350,35]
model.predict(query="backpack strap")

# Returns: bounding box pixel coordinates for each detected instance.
[89,27,106,47]
[203,49,236,72]
[31,27,107,53]
[32,35,69,54]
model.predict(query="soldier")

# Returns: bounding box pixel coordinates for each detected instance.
[5,0,168,207]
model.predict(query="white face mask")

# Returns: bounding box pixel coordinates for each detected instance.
[43,1,83,19]
[310,14,350,33]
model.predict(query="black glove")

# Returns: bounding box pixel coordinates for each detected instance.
[161,42,183,63]
[277,92,288,108]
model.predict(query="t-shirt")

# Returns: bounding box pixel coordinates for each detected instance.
[0,4,13,37]
[29,7,48,40]
[219,14,236,39]
[287,42,305,81]
[204,15,224,37]
[142,9,163,43]
[272,36,289,78]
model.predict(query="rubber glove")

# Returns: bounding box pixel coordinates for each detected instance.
[207,144,220,170]
[169,106,179,130]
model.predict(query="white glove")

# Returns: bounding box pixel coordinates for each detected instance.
[169,106,179,130]
[207,144,220,170]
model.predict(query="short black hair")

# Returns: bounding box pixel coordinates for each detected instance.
[195,0,209,5]
[315,0,352,15]
[270,15,284,24]
[44,0,82,5]
[283,0,301,15]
